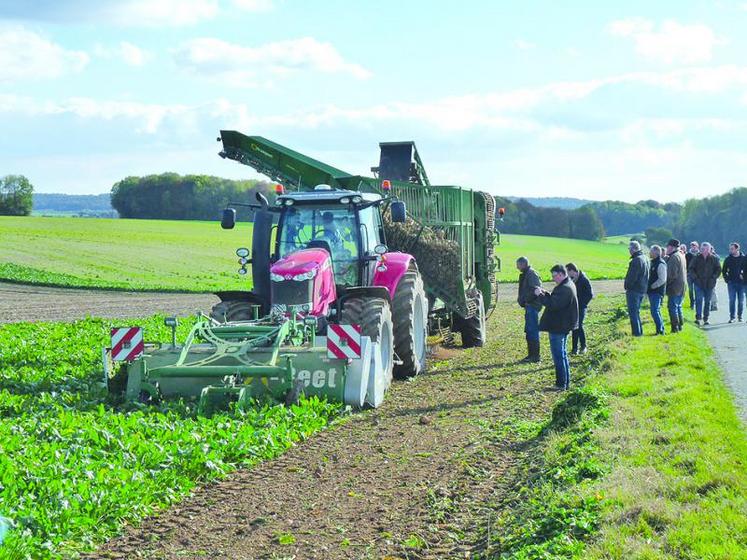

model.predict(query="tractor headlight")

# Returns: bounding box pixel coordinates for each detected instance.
[270,272,285,282]
[238,267,248,275]
[292,269,317,281]
[275,198,283,205]
[236,248,250,258]
[238,257,249,265]
[352,196,362,203]
[340,197,350,204]
[284,199,294,206]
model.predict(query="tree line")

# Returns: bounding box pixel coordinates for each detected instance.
[110,173,273,220]
[495,197,606,241]
[673,187,747,252]
[0,175,34,216]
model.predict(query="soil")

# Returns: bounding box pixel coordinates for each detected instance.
[85,294,622,560]
[0,282,219,324]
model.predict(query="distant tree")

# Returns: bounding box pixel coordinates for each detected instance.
[0,175,34,216]
[673,187,747,254]
[585,200,681,236]
[644,226,673,247]
[110,173,274,220]
[569,206,605,240]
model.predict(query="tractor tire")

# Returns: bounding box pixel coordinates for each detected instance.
[392,267,428,379]
[461,292,487,348]
[210,300,255,323]
[341,297,394,403]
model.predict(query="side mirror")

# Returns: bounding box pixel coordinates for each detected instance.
[221,208,236,229]
[390,201,406,223]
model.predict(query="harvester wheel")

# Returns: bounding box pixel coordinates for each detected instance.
[210,300,255,322]
[341,297,394,407]
[392,266,428,379]
[461,292,486,348]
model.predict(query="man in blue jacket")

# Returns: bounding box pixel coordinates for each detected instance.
[722,242,744,323]
[624,240,650,337]
[566,263,593,354]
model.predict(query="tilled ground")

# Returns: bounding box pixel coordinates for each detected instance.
[87,297,614,560]
[0,282,219,323]
[0,280,623,324]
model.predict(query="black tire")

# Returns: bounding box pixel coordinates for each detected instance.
[341,297,392,344]
[392,267,428,378]
[210,300,255,322]
[461,292,487,348]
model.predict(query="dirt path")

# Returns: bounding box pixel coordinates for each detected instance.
[0,280,623,324]
[88,296,621,560]
[701,281,747,423]
[0,282,219,323]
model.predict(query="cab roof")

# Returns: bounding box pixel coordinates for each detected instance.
[276,189,381,204]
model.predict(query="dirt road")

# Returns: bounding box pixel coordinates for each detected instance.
[0,280,624,324]
[0,282,219,323]
[701,281,747,423]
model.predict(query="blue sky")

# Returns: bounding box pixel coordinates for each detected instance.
[2,0,747,202]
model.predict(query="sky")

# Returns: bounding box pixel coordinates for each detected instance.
[1,0,747,202]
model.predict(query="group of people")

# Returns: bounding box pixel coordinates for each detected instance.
[516,257,593,391]
[625,238,746,336]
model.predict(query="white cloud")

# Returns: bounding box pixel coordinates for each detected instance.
[0,26,89,82]
[173,37,372,85]
[232,0,273,11]
[95,42,151,66]
[513,39,536,51]
[608,18,723,64]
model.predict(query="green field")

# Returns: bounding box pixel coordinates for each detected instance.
[0,217,629,292]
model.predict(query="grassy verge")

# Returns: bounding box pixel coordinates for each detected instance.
[0,317,339,559]
[475,300,747,559]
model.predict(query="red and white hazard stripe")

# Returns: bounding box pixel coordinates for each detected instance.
[110,327,144,362]
[327,324,362,360]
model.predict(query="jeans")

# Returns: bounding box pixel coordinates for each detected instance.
[727,281,745,319]
[687,277,695,308]
[626,291,645,337]
[694,284,714,321]
[648,292,665,334]
[524,306,540,342]
[667,294,684,328]
[572,306,587,351]
[549,332,570,389]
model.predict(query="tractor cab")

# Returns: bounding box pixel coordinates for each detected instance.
[274,187,390,288]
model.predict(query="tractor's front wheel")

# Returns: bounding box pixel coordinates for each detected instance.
[341,297,394,407]
[392,266,428,379]
[210,300,255,322]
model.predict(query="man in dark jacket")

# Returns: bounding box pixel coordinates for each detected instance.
[624,241,650,337]
[534,264,579,390]
[665,239,687,333]
[686,241,699,308]
[647,245,667,335]
[566,263,593,354]
[516,256,542,363]
[688,241,722,326]
[722,242,744,323]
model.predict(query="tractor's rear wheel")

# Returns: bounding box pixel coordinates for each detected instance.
[392,266,428,379]
[341,297,394,406]
[210,300,254,322]
[461,292,487,348]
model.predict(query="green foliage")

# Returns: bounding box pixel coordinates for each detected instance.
[110,173,274,220]
[0,317,339,558]
[644,226,673,247]
[674,186,747,253]
[586,200,680,237]
[496,198,605,241]
[0,175,34,216]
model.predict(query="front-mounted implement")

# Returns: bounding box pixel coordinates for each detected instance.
[104,311,392,415]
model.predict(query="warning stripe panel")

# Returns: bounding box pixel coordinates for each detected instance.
[111,327,144,362]
[327,324,362,359]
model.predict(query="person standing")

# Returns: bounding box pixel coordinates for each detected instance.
[665,239,687,333]
[534,265,579,390]
[647,245,667,335]
[722,242,744,323]
[624,240,650,337]
[566,263,593,354]
[516,257,542,363]
[688,242,722,326]
[686,241,699,308]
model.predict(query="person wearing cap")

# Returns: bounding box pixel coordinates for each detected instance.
[648,245,667,335]
[686,241,699,308]
[534,264,579,390]
[624,240,650,337]
[516,256,542,363]
[566,263,593,354]
[688,241,721,326]
[722,242,745,323]
[665,239,687,333]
